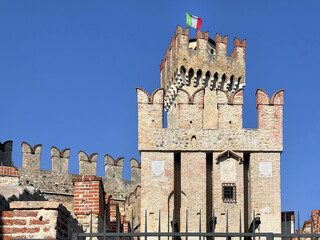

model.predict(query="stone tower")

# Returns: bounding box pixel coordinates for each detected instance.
[137,25,284,234]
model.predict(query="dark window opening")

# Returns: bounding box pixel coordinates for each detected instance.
[206,153,213,231]
[174,152,181,228]
[244,153,250,231]
[222,183,236,203]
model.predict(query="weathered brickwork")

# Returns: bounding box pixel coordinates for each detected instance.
[124,185,141,231]
[139,25,284,233]
[0,201,83,240]
[73,175,105,233]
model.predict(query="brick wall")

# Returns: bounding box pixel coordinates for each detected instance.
[73,175,105,233]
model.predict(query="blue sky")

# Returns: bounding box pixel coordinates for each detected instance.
[0,0,319,224]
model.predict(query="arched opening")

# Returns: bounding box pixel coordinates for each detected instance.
[194,69,202,87]
[180,66,186,75]
[203,71,211,87]
[219,74,226,90]
[228,75,234,91]
[210,72,218,90]
[178,66,186,86]
[237,77,242,89]
[187,68,194,86]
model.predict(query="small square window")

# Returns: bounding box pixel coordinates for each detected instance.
[222,183,236,203]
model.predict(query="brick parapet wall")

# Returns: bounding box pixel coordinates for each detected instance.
[73,175,105,216]
[0,166,19,177]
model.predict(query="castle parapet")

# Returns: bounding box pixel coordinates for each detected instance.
[0,140,13,166]
[22,142,42,170]
[51,146,70,174]
[78,151,98,175]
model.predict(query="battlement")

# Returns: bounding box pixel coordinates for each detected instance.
[137,87,284,151]
[160,26,246,111]
[0,141,140,182]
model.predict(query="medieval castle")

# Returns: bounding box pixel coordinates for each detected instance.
[0,25,294,239]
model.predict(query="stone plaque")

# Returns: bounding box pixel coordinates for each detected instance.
[259,162,272,177]
[220,159,236,181]
[151,161,164,177]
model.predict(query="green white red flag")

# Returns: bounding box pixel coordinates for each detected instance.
[186,12,202,30]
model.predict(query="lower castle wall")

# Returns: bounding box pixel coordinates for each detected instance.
[15,167,139,215]
[0,201,84,240]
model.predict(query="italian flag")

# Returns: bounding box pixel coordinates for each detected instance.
[186,12,202,30]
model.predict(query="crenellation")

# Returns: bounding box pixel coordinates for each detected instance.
[0,140,13,166]
[104,154,124,180]
[78,151,98,176]
[22,142,42,171]
[51,146,70,174]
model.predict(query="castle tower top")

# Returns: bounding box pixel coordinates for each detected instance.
[161,25,246,111]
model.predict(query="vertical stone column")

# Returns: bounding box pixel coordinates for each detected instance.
[73,175,105,233]
[140,152,174,233]
[203,90,218,129]
[180,152,206,234]
[212,151,244,233]
[249,153,281,233]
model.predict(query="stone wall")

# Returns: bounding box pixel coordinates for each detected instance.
[0,201,83,240]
